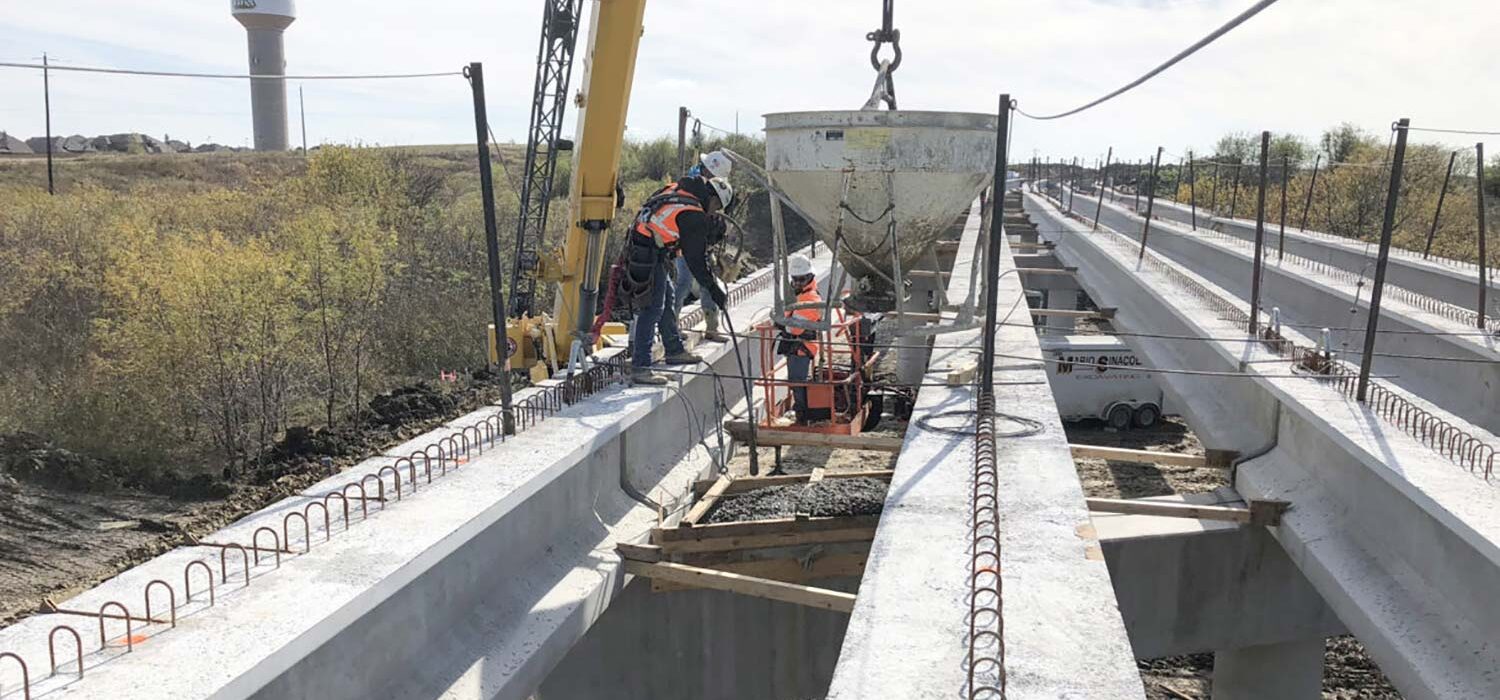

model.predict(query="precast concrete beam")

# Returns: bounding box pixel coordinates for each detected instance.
[827,201,1143,700]
[1026,191,1500,700]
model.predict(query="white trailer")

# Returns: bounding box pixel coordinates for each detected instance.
[1040,335,1165,430]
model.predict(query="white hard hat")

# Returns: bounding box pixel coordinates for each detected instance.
[708,176,734,208]
[787,253,813,278]
[700,151,732,178]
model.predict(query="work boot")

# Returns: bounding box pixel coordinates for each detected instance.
[663,351,703,365]
[632,368,669,386]
[702,310,728,343]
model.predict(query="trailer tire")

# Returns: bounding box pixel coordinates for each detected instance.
[1105,404,1133,431]
[1132,403,1161,429]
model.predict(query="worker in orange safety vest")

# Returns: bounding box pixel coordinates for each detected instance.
[775,253,821,423]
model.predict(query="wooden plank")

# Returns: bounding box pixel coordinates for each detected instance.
[808,467,826,483]
[1086,498,1252,524]
[655,527,879,554]
[1070,444,1208,468]
[624,560,857,612]
[655,515,881,543]
[1012,267,1078,275]
[681,475,731,528]
[691,469,894,498]
[650,552,868,593]
[724,422,904,453]
[615,541,663,563]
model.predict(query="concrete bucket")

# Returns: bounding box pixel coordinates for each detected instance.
[765,110,997,306]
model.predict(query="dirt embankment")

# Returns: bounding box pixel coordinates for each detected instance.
[0,374,515,625]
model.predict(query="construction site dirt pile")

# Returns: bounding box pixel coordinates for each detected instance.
[704,477,888,524]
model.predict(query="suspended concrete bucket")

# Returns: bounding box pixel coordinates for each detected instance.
[765,109,997,307]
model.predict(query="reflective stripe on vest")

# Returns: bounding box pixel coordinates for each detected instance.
[633,183,703,248]
[787,285,823,357]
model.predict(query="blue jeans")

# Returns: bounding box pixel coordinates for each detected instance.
[674,255,717,314]
[632,256,685,368]
[786,354,811,417]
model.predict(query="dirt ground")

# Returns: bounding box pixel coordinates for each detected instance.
[1066,416,1403,699]
[0,376,514,626]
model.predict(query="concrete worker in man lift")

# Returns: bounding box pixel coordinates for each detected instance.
[775,253,822,424]
[624,173,734,386]
[674,150,734,343]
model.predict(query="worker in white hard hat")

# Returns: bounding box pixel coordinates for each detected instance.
[774,253,821,423]
[623,174,734,385]
[674,150,734,342]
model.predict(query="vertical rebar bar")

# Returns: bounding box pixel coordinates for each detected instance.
[468,62,516,434]
[299,85,308,156]
[1300,154,1320,231]
[1278,154,1288,261]
[1356,118,1410,402]
[1423,151,1457,259]
[1169,155,1183,204]
[1139,149,1162,261]
[981,94,1011,391]
[676,106,688,179]
[1133,160,1142,212]
[1095,147,1112,231]
[1477,142,1489,328]
[1250,132,1271,334]
[1230,160,1243,218]
[1189,152,1198,230]
[1210,162,1220,215]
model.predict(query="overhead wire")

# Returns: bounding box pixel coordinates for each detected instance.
[0,60,461,81]
[1014,0,1282,121]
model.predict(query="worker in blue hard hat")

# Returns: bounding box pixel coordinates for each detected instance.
[623,174,734,386]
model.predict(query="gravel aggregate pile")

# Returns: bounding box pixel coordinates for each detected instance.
[704,477,888,523]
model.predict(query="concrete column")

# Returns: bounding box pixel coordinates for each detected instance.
[1042,289,1079,332]
[1213,638,1324,700]
[245,27,290,151]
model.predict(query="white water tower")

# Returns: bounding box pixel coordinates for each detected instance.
[232,0,296,151]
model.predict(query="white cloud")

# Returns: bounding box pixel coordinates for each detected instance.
[2,0,1496,156]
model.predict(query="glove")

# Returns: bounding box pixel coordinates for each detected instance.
[709,280,729,310]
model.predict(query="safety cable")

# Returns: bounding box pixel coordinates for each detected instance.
[0,60,460,80]
[1014,0,1282,121]
[1401,125,1500,137]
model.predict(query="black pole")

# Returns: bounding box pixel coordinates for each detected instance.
[42,53,54,195]
[1423,150,1457,259]
[1094,147,1112,231]
[1356,119,1410,402]
[1230,161,1243,218]
[1132,160,1141,212]
[1249,132,1271,334]
[981,94,1011,391]
[1188,152,1198,230]
[1277,154,1288,261]
[676,106,689,179]
[299,85,308,156]
[1139,148,1162,261]
[1477,142,1489,328]
[467,62,516,434]
[1210,162,1220,215]
[1300,154,1321,231]
[1169,155,1183,204]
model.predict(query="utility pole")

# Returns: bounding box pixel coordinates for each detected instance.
[1249,132,1270,334]
[298,85,308,156]
[1356,119,1411,402]
[42,52,55,195]
[466,62,516,435]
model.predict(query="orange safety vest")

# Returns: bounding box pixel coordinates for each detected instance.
[785,282,823,357]
[633,183,703,248]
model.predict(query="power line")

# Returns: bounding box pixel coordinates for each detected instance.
[0,60,460,81]
[1015,0,1282,121]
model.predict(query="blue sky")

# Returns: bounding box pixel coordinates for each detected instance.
[2,0,1496,158]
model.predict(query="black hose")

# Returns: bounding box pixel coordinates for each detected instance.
[720,311,761,475]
